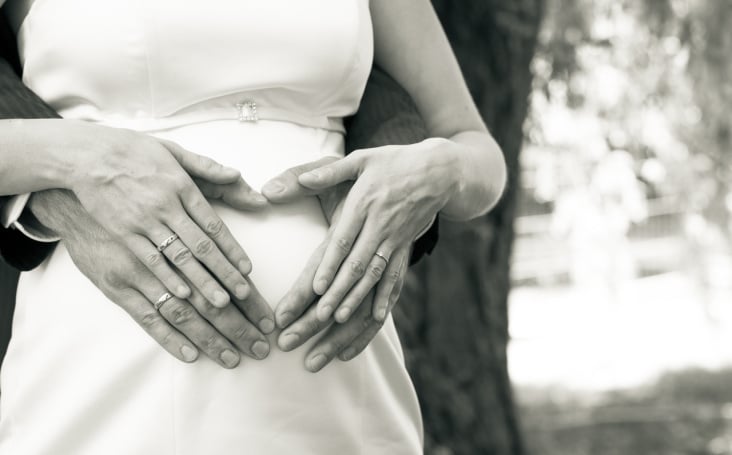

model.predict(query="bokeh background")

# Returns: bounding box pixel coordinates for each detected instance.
[396,0,732,454]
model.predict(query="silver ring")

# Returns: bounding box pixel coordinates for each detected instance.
[374,251,389,265]
[153,292,174,311]
[157,234,179,252]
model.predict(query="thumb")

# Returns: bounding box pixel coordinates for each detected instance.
[297,154,362,190]
[161,139,241,185]
[194,177,269,211]
[261,156,339,203]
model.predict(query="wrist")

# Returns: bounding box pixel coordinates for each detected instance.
[28,189,88,240]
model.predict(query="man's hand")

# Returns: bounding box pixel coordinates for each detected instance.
[28,189,274,368]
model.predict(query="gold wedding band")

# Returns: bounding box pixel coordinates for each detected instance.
[154,292,174,311]
[157,234,179,252]
[374,251,389,265]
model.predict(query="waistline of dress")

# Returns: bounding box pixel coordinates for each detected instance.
[57,104,346,134]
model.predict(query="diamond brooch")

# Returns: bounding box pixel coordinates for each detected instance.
[236,100,259,122]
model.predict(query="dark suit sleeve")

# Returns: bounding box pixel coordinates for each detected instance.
[0,13,60,271]
[343,66,438,265]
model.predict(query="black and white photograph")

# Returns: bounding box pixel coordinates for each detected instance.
[1,1,730,454]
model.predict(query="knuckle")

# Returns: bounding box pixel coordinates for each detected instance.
[172,247,193,266]
[349,260,366,277]
[205,219,224,237]
[304,317,322,335]
[140,311,162,329]
[389,269,401,282]
[145,251,164,267]
[168,303,196,325]
[233,325,253,341]
[202,334,219,350]
[335,237,352,254]
[194,237,215,256]
[369,264,384,279]
[102,270,127,290]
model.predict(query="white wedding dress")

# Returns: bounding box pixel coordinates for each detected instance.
[0,1,423,454]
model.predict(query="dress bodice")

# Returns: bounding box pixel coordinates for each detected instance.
[4,0,373,132]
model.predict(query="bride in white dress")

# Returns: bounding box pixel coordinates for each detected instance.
[0,0,507,453]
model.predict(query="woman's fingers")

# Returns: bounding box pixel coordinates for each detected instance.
[178,185,253,276]
[315,218,386,321]
[161,139,241,185]
[333,251,390,323]
[194,177,269,211]
[261,156,339,203]
[297,153,363,190]
[312,201,366,296]
[120,288,199,364]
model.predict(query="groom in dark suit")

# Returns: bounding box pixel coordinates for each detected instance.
[0,7,437,366]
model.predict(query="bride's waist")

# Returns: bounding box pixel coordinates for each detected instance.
[140,119,345,191]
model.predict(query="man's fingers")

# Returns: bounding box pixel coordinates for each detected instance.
[277,303,329,352]
[372,247,408,322]
[297,153,363,190]
[231,279,276,335]
[186,284,271,360]
[161,139,241,185]
[306,292,377,372]
[121,288,199,364]
[262,156,340,203]
[194,177,268,211]
[275,240,327,328]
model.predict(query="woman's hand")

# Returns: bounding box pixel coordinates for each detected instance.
[293,138,459,323]
[67,121,268,313]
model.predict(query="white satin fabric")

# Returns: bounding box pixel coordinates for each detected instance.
[0,1,423,454]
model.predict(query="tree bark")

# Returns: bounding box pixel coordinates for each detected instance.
[394,2,544,454]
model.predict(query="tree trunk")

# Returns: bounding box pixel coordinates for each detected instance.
[394,2,544,454]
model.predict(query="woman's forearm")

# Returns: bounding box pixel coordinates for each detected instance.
[439,130,507,222]
[0,119,81,195]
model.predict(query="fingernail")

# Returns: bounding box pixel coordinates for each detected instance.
[213,290,229,307]
[259,317,275,334]
[253,193,268,204]
[302,170,321,181]
[239,260,252,275]
[336,307,351,322]
[180,345,198,362]
[307,354,328,372]
[263,181,284,194]
[279,333,300,351]
[317,305,333,322]
[235,283,250,300]
[277,311,294,328]
[252,341,270,359]
[376,308,387,322]
[340,348,357,361]
[177,285,191,298]
[314,278,329,295]
[220,349,239,368]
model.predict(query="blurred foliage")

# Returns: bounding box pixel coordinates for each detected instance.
[519,368,732,455]
[518,0,732,287]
